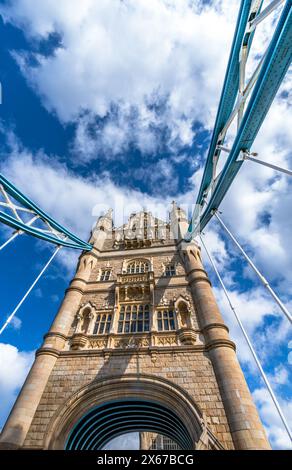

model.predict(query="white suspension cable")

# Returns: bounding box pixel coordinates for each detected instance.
[213,210,292,325]
[0,215,41,252]
[0,232,20,251]
[0,245,62,335]
[200,233,292,443]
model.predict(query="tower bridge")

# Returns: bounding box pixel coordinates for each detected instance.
[0,0,291,450]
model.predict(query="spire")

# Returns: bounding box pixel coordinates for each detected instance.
[96,208,113,231]
[90,208,113,248]
[170,201,188,241]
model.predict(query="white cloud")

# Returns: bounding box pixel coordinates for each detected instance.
[253,387,292,450]
[0,133,169,239]
[102,432,139,450]
[1,0,239,159]
[270,365,289,387]
[0,131,173,274]
[10,316,22,331]
[0,343,34,428]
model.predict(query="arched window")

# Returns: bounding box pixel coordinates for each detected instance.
[127,259,150,274]
[118,304,150,333]
[157,309,176,331]
[93,313,112,335]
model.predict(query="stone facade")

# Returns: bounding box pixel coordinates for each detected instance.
[0,205,271,450]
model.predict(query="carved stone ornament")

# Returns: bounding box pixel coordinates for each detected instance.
[158,295,171,306]
[157,335,178,346]
[178,328,197,345]
[151,352,158,363]
[102,300,111,310]
[88,339,107,349]
[115,337,150,349]
[70,333,87,350]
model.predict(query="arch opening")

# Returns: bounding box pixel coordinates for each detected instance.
[65,400,193,450]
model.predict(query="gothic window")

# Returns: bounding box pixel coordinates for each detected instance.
[93,313,112,334]
[164,264,176,277]
[100,269,111,281]
[127,260,150,274]
[157,309,176,331]
[118,304,150,333]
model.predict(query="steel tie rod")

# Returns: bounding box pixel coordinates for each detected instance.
[241,152,292,176]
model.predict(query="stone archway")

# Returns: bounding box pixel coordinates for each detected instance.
[65,399,192,450]
[44,374,216,450]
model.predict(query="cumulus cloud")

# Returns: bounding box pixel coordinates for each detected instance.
[1,0,239,160]
[0,343,34,428]
[253,387,292,450]
[0,131,169,238]
[102,432,139,450]
[0,130,173,273]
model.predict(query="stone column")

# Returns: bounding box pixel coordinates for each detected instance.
[180,241,270,450]
[139,432,152,450]
[0,253,97,449]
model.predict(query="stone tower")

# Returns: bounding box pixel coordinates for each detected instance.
[0,205,270,450]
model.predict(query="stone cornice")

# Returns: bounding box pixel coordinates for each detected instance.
[43,332,68,342]
[69,277,87,285]
[58,345,206,357]
[91,244,178,259]
[186,268,210,279]
[67,278,191,294]
[188,275,212,287]
[65,286,84,295]
[205,339,236,352]
[202,323,229,334]
[36,347,60,358]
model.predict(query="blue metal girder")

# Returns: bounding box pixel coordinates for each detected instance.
[0,173,92,250]
[192,0,254,221]
[191,1,292,236]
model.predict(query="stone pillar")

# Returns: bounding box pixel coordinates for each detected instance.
[0,253,97,449]
[180,241,271,450]
[139,432,152,450]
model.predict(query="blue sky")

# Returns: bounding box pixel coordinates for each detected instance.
[0,0,291,449]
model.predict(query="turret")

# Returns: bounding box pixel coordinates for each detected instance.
[170,201,188,241]
[90,208,113,250]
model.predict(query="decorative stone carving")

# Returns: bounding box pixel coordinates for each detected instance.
[156,335,178,346]
[70,333,87,350]
[159,295,170,306]
[114,337,150,349]
[102,300,111,310]
[151,352,158,363]
[178,329,197,345]
[88,339,107,349]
